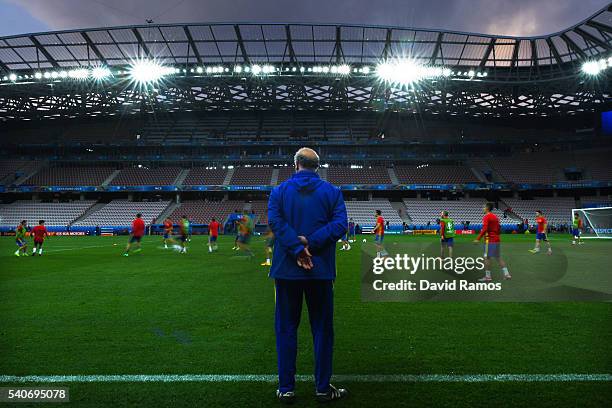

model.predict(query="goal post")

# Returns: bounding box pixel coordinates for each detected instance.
[571,207,612,239]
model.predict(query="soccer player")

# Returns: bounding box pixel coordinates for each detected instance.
[473,203,511,281]
[339,225,351,251]
[123,213,145,257]
[261,226,275,266]
[178,215,190,254]
[529,210,552,255]
[236,211,254,257]
[208,217,220,253]
[31,220,48,256]
[439,211,455,258]
[14,220,28,257]
[374,209,388,258]
[348,218,356,242]
[572,213,584,245]
[162,217,175,249]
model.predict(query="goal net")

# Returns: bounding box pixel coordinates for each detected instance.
[571,207,612,239]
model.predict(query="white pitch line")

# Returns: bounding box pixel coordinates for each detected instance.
[0,374,610,383]
[44,244,115,253]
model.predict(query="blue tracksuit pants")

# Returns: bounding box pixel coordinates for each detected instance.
[274,279,334,393]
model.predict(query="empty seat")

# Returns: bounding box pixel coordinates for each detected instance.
[74,200,171,226]
[0,200,96,227]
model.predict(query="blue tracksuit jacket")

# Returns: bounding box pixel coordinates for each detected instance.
[268,170,347,280]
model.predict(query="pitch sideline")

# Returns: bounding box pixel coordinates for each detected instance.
[1,373,610,383]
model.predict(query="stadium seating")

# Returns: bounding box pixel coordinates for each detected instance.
[344,199,403,228]
[73,200,171,226]
[109,167,182,186]
[169,200,245,225]
[580,196,612,208]
[0,200,96,227]
[395,165,477,184]
[249,201,269,224]
[276,167,295,184]
[230,167,273,185]
[327,167,391,185]
[571,151,612,182]
[225,114,259,140]
[402,199,506,226]
[25,167,116,186]
[183,167,228,185]
[482,154,565,184]
[502,197,577,227]
[0,160,37,185]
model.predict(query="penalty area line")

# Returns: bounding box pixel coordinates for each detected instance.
[1,374,611,383]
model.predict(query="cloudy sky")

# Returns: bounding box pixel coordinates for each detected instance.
[0,0,609,37]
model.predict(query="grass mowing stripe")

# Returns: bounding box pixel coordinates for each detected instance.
[1,374,611,383]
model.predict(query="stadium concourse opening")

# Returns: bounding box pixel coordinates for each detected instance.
[1,2,612,407]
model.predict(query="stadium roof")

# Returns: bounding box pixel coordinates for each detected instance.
[0,4,611,120]
[1,5,611,73]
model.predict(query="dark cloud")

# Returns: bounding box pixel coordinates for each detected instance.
[2,0,610,37]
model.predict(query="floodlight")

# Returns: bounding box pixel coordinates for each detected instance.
[376,59,449,85]
[234,65,243,73]
[128,60,171,85]
[34,72,42,79]
[92,66,112,80]
[252,65,262,75]
[8,73,17,81]
[361,66,370,74]
[582,61,601,75]
[337,64,351,75]
[68,69,89,79]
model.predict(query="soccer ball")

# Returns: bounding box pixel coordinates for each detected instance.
[362,239,367,243]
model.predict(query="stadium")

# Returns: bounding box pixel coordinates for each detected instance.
[1,1,611,406]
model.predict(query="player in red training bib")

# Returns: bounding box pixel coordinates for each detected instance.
[208,217,220,253]
[373,209,388,258]
[31,220,48,256]
[473,202,511,281]
[529,210,552,255]
[123,213,145,257]
[162,217,177,249]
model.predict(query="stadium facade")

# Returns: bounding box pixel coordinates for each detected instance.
[0,5,611,234]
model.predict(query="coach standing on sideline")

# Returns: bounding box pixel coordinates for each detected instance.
[268,147,349,404]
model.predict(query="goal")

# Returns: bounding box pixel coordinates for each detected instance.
[571,207,612,239]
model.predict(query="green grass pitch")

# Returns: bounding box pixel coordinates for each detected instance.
[1,234,611,407]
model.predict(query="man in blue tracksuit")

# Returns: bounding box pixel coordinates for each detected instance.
[268,147,349,404]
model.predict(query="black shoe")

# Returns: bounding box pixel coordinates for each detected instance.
[276,390,296,405]
[316,384,348,403]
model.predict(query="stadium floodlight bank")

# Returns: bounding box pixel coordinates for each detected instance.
[572,207,612,239]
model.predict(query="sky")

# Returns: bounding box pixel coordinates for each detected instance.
[0,0,609,37]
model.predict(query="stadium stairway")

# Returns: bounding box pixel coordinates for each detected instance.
[387,168,399,184]
[271,168,280,185]
[470,167,488,183]
[14,160,48,186]
[497,199,524,224]
[223,168,234,185]
[318,167,328,181]
[70,202,106,226]
[174,169,190,187]
[101,170,121,187]
[157,201,180,222]
[389,201,411,223]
